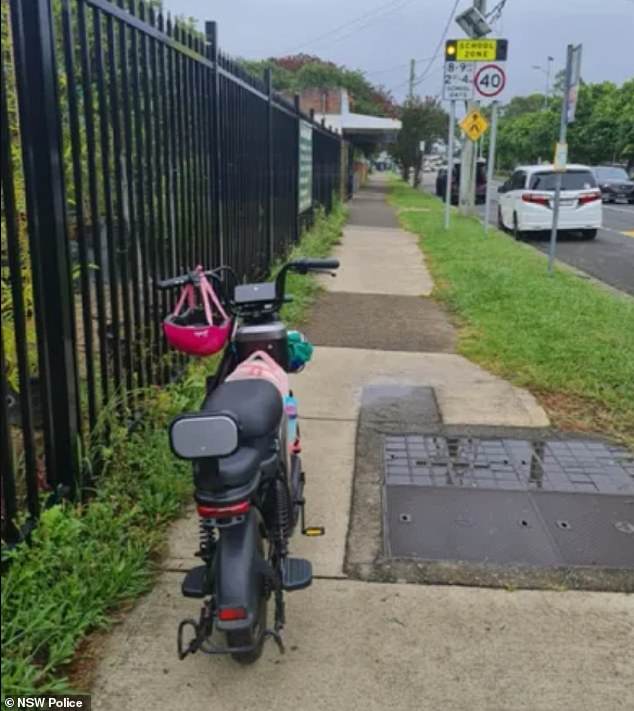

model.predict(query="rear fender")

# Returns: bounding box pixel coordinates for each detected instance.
[214,508,271,632]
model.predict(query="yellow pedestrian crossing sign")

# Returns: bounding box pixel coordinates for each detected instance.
[460,109,489,141]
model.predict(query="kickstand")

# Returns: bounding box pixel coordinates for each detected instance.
[263,627,285,654]
[177,601,214,659]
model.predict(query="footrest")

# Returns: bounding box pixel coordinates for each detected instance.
[182,565,210,598]
[282,557,313,592]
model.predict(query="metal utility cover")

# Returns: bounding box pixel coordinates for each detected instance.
[385,486,634,568]
[385,487,560,566]
[384,435,634,570]
[536,493,634,568]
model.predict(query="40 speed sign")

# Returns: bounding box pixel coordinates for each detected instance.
[474,63,506,98]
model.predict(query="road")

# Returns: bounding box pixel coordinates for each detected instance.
[421,173,634,295]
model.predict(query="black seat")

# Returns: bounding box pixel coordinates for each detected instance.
[196,379,283,493]
[217,447,261,488]
[195,447,261,492]
[202,378,283,440]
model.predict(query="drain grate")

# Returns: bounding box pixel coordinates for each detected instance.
[384,435,634,494]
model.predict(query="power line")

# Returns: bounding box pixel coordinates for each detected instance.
[364,55,435,77]
[388,62,443,94]
[486,0,510,24]
[312,0,421,51]
[386,0,459,96]
[413,0,461,87]
[284,0,416,54]
[390,0,456,91]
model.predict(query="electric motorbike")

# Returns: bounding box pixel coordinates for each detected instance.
[159,258,339,663]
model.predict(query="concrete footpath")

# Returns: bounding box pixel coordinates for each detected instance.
[91,176,634,711]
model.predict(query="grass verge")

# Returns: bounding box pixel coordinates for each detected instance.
[0,202,347,698]
[389,179,634,445]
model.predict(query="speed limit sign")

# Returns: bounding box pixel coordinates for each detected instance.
[474,63,506,98]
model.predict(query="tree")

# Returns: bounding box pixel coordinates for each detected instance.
[239,54,398,117]
[500,93,548,119]
[390,98,449,185]
[495,78,634,170]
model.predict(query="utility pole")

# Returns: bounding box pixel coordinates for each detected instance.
[483,100,499,233]
[458,0,487,216]
[444,101,456,229]
[548,44,581,274]
[408,59,416,101]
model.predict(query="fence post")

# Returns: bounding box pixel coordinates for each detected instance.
[339,130,345,203]
[205,20,224,265]
[0,323,20,542]
[10,0,81,497]
[264,68,274,265]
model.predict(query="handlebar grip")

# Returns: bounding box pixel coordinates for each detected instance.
[156,275,190,289]
[291,258,340,271]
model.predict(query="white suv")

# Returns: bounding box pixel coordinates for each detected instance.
[497,164,602,240]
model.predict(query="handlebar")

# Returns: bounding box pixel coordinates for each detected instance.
[156,266,237,291]
[156,259,339,315]
[274,258,340,303]
[156,271,212,290]
[287,258,340,273]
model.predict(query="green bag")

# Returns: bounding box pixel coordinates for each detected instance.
[287,330,314,372]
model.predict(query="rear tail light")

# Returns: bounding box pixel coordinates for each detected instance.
[578,191,601,206]
[218,606,248,622]
[522,193,550,206]
[197,500,250,519]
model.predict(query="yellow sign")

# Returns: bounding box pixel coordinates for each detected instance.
[553,142,568,172]
[460,110,489,142]
[456,39,497,61]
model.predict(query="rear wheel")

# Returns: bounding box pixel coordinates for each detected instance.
[582,229,598,240]
[512,214,524,241]
[226,532,268,664]
[497,207,506,231]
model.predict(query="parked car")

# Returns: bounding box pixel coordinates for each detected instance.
[591,165,634,204]
[435,159,487,205]
[497,164,602,240]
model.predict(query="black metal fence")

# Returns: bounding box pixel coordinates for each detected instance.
[1,0,346,544]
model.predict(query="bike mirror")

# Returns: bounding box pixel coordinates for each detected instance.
[169,414,238,459]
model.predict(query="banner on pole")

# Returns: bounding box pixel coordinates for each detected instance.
[566,44,583,123]
[298,121,313,213]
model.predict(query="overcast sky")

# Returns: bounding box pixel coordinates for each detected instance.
[165,0,634,104]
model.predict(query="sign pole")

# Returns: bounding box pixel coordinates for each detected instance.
[444,100,456,230]
[548,44,573,274]
[483,100,498,233]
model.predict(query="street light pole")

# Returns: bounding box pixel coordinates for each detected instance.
[533,56,555,109]
[548,44,574,274]
[545,55,554,105]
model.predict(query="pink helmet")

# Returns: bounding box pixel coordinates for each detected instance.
[163,267,231,357]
